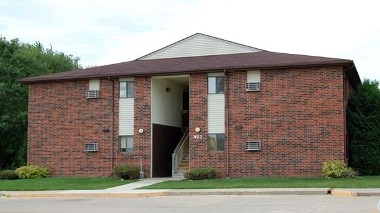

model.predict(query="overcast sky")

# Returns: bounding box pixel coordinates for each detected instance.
[1,0,379,81]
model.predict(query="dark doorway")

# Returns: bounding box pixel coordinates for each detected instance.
[182,91,189,128]
[152,124,182,177]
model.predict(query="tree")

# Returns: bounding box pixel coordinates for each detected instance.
[0,37,81,170]
[347,79,380,175]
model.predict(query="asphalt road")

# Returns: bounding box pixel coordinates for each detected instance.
[1,195,380,213]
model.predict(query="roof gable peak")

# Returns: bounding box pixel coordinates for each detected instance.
[138,33,262,60]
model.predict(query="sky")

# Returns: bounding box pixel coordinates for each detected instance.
[1,0,379,81]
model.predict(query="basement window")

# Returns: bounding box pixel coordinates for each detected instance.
[119,136,133,152]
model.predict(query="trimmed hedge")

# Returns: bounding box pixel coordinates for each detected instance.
[185,167,219,180]
[114,164,139,180]
[15,165,50,179]
[0,170,19,180]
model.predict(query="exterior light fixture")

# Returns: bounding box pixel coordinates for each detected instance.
[138,129,144,134]
[195,127,201,133]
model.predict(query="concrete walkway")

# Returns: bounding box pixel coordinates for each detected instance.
[1,178,380,198]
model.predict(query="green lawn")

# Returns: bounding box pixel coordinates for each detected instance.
[143,176,380,189]
[0,177,134,191]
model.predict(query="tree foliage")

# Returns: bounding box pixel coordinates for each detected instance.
[0,37,80,170]
[347,79,380,175]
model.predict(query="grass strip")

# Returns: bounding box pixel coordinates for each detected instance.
[143,176,380,189]
[0,177,134,191]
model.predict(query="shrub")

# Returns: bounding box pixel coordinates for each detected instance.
[322,160,357,178]
[0,170,19,180]
[185,167,219,180]
[15,165,50,179]
[114,164,139,180]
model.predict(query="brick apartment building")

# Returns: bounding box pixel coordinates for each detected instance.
[20,33,360,178]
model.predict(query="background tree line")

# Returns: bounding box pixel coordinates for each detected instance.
[347,79,380,175]
[0,37,80,170]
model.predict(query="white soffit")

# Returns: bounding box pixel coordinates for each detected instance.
[138,33,262,60]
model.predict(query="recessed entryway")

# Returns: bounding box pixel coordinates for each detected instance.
[151,75,189,177]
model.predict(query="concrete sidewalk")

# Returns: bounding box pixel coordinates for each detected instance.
[1,178,380,198]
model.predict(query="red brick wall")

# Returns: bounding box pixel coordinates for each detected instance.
[113,77,152,177]
[28,77,153,177]
[188,66,345,177]
[27,80,114,176]
[27,66,345,177]
[189,73,229,176]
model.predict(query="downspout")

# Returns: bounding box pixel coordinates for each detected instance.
[342,69,348,164]
[224,69,230,177]
[110,77,115,174]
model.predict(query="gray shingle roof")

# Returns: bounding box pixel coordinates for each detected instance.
[19,51,360,86]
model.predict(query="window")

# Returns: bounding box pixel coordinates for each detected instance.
[207,134,225,151]
[208,76,224,94]
[246,70,260,91]
[87,79,100,98]
[120,81,134,98]
[119,136,133,152]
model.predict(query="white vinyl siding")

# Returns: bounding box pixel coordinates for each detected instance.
[208,94,225,133]
[139,33,261,60]
[89,79,100,90]
[119,98,134,135]
[247,70,260,82]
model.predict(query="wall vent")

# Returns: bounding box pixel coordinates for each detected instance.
[246,82,260,91]
[86,90,99,98]
[85,143,98,152]
[246,141,261,151]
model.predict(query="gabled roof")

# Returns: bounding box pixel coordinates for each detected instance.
[138,33,262,60]
[19,33,361,87]
[20,51,360,87]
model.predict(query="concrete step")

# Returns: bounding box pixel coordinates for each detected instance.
[173,172,185,179]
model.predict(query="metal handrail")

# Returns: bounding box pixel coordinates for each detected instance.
[172,128,189,177]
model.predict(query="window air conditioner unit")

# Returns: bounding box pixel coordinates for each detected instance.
[246,141,261,151]
[246,82,260,91]
[86,90,99,98]
[85,143,98,152]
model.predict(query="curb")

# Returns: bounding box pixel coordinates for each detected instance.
[1,192,166,198]
[2,189,380,198]
[331,189,380,197]
[164,189,328,196]
[1,189,328,198]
